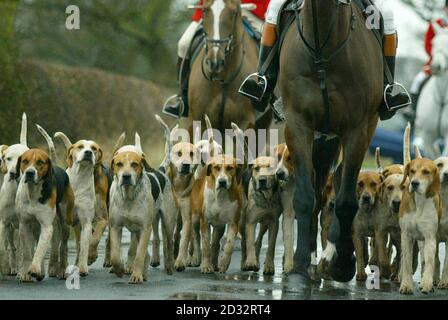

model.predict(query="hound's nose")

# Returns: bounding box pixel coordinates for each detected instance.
[443,172,448,182]
[392,199,401,212]
[276,171,286,181]
[362,194,371,204]
[411,180,420,190]
[181,163,191,174]
[218,179,227,189]
[122,173,132,184]
[258,176,268,189]
[9,171,16,180]
[25,170,35,182]
[84,150,93,156]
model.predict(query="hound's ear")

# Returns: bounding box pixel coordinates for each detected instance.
[96,146,103,165]
[15,156,22,177]
[379,181,385,204]
[0,150,8,175]
[401,163,410,187]
[142,156,152,172]
[427,167,441,198]
[110,157,116,174]
[66,146,74,168]
[206,162,213,176]
[39,159,53,205]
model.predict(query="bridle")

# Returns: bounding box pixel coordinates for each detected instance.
[295,0,355,134]
[201,5,246,84]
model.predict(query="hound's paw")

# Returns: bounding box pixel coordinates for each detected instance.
[28,265,44,281]
[201,264,214,274]
[78,265,89,277]
[244,260,260,272]
[58,269,68,280]
[390,273,399,283]
[174,259,186,272]
[18,273,33,283]
[165,263,175,275]
[218,265,228,274]
[283,260,294,275]
[399,283,414,295]
[419,281,434,294]
[7,267,18,276]
[150,259,160,268]
[111,263,125,278]
[356,270,367,281]
[263,262,275,276]
[103,259,112,268]
[48,264,59,277]
[188,255,201,267]
[317,259,332,280]
[88,250,98,266]
[437,279,448,289]
[129,272,144,284]
[124,264,133,275]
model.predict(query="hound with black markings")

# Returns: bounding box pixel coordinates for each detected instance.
[15,125,74,282]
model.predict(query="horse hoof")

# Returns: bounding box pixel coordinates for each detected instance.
[330,254,356,282]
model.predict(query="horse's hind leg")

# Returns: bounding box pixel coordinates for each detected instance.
[285,123,315,276]
[331,124,376,282]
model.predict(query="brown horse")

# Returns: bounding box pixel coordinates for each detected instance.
[186,0,272,140]
[279,0,383,281]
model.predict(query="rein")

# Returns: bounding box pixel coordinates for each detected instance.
[295,0,355,134]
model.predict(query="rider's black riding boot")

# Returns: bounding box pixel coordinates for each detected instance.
[163,57,190,118]
[379,55,412,121]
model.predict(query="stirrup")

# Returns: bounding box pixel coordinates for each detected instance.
[162,94,184,119]
[238,73,268,102]
[383,83,412,112]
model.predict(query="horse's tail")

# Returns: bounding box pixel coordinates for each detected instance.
[20,113,28,147]
[112,132,126,155]
[375,147,383,174]
[36,124,57,165]
[54,132,73,150]
[403,122,411,166]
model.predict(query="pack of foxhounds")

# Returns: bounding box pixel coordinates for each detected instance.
[0,113,447,295]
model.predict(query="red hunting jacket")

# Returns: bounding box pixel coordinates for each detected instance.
[192,0,270,22]
[424,18,448,74]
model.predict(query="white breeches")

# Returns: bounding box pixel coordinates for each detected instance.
[265,0,396,34]
[178,10,264,59]
[372,0,396,35]
[410,70,428,94]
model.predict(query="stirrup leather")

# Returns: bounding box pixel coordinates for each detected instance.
[162,94,185,119]
[238,73,268,102]
[383,82,412,111]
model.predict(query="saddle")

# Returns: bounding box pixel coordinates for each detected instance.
[188,17,262,69]
[276,0,391,84]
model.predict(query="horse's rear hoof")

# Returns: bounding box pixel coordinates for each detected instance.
[330,254,356,282]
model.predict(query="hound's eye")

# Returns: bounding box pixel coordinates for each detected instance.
[116,162,124,168]
[131,162,139,168]
[177,151,182,157]
[370,182,377,188]
[437,163,443,168]
[36,160,44,166]
[358,181,364,188]
[78,145,84,149]
[387,185,394,191]
[214,165,220,171]
[22,159,28,165]
[422,169,430,175]
[254,166,260,172]
[91,146,97,151]
[400,184,406,190]
[6,157,11,161]
[410,169,416,174]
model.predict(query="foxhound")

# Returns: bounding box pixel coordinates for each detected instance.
[0,113,28,276]
[15,125,74,282]
[191,154,244,273]
[54,132,112,275]
[351,171,382,281]
[399,158,441,294]
[240,156,282,275]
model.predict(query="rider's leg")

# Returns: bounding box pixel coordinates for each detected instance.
[239,0,286,114]
[163,21,199,118]
[378,3,411,120]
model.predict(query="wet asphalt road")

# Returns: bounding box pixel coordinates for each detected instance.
[1,229,447,300]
